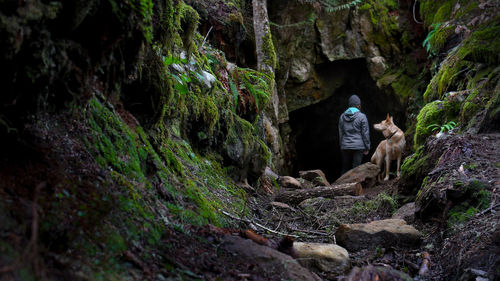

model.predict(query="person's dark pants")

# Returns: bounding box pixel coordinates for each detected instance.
[341,149,364,175]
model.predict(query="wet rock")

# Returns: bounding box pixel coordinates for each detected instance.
[367,56,387,80]
[294,242,351,277]
[334,162,380,189]
[299,169,330,187]
[392,202,416,224]
[279,176,302,189]
[221,235,322,281]
[335,219,422,252]
[345,265,412,281]
[290,58,313,83]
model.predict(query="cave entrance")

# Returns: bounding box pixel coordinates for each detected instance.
[288,59,405,182]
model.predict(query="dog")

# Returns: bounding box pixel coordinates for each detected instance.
[371,114,406,181]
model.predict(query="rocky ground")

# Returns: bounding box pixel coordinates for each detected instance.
[156,132,499,281]
[1,125,498,280]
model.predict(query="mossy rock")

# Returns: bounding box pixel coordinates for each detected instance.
[400,146,433,195]
[414,100,445,149]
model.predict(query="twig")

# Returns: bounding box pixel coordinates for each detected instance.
[200,26,213,50]
[403,259,420,271]
[419,252,431,276]
[287,227,329,236]
[219,209,299,238]
[274,214,284,231]
[476,202,500,216]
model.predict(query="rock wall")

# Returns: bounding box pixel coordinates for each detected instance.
[267,0,427,178]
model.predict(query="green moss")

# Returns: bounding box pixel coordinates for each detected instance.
[179,3,200,57]
[454,1,478,20]
[423,55,471,102]
[432,1,454,23]
[359,0,402,54]
[419,0,440,25]
[447,180,491,226]
[414,100,445,148]
[391,74,418,102]
[430,25,454,53]
[401,146,431,179]
[106,232,127,254]
[457,21,500,64]
[351,192,398,215]
[262,29,277,74]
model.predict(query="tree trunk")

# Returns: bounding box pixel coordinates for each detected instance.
[275,183,363,205]
[253,0,284,170]
[252,0,276,75]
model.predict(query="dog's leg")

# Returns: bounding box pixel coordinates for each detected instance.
[384,154,390,181]
[396,154,401,179]
[383,142,390,181]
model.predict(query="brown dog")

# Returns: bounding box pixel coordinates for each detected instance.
[371,114,406,181]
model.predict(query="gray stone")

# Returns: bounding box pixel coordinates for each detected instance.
[335,219,422,252]
[290,58,313,83]
[221,235,321,281]
[299,169,330,187]
[279,176,302,189]
[334,162,380,189]
[367,56,387,80]
[392,202,416,224]
[294,242,351,277]
[345,265,412,281]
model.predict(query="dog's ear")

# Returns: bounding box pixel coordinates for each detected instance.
[386,113,390,121]
[390,116,393,123]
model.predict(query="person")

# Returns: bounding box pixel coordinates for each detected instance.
[338,94,370,175]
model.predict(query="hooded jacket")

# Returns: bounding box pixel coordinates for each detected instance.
[338,107,370,150]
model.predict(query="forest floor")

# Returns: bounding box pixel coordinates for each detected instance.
[1,124,498,280]
[146,134,499,280]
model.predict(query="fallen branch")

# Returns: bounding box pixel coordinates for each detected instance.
[219,209,299,238]
[418,252,431,276]
[476,202,500,216]
[200,26,213,50]
[275,183,363,205]
[287,227,329,236]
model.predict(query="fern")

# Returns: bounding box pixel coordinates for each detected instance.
[426,120,457,133]
[423,23,442,55]
[298,0,364,12]
[325,0,364,12]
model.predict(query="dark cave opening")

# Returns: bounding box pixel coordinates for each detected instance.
[288,59,406,182]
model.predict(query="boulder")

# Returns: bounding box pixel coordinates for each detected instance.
[367,56,387,80]
[290,58,313,83]
[334,162,380,189]
[293,242,351,277]
[391,202,416,224]
[299,169,330,187]
[279,176,302,189]
[221,235,321,281]
[335,219,422,252]
[345,265,412,281]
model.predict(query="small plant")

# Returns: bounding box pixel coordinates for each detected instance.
[427,120,456,134]
[423,23,442,55]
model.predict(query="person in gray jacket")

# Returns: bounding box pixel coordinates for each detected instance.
[338,94,370,175]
